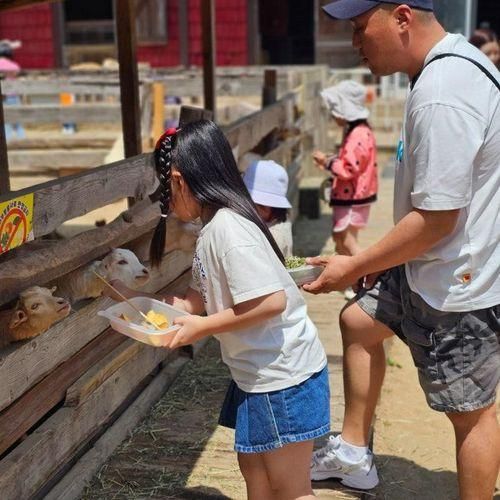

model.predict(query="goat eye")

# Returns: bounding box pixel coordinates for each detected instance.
[31,303,40,310]
[117,260,128,265]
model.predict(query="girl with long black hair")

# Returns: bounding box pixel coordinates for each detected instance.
[107,120,329,499]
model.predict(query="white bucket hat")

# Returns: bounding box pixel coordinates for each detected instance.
[243,160,292,209]
[320,80,369,122]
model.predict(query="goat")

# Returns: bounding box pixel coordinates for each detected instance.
[54,248,150,303]
[0,286,71,347]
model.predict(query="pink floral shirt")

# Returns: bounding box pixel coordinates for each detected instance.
[327,124,378,206]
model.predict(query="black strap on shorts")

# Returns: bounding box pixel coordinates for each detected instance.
[410,53,500,91]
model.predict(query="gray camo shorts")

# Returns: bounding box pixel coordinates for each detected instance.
[357,266,500,413]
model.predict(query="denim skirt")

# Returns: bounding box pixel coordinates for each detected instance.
[219,365,330,453]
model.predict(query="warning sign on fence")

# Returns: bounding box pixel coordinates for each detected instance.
[0,193,34,255]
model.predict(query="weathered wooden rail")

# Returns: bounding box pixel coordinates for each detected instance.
[0,82,312,499]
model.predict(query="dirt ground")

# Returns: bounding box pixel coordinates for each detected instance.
[79,173,499,499]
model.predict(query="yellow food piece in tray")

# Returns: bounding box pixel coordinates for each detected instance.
[142,310,169,329]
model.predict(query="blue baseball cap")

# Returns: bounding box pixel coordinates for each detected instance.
[323,0,433,20]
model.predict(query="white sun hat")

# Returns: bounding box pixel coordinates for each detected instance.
[320,80,370,122]
[243,160,292,209]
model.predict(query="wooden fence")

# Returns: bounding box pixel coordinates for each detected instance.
[0,83,311,499]
[3,65,328,184]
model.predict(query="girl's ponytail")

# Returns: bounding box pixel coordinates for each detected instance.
[150,128,178,267]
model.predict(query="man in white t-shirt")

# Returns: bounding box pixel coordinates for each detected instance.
[305,1,500,497]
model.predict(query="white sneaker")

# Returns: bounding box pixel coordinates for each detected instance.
[311,435,379,490]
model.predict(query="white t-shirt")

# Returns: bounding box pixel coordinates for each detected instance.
[268,220,293,258]
[190,208,326,392]
[395,33,500,312]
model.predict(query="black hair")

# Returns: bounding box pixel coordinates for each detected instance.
[149,120,285,266]
[469,28,498,49]
[345,118,370,136]
[150,132,176,266]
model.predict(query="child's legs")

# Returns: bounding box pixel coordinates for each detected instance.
[238,452,274,500]
[333,226,361,256]
[262,440,315,500]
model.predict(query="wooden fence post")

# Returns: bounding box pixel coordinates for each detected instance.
[115,0,141,159]
[0,79,10,195]
[261,69,278,153]
[201,0,216,120]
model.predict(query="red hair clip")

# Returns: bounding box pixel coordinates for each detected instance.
[155,127,179,150]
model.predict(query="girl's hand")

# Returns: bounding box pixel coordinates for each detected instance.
[312,150,328,170]
[166,315,208,349]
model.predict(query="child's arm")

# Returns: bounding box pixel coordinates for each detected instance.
[331,131,369,180]
[102,280,205,315]
[165,290,287,349]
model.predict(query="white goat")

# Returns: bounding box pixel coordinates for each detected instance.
[55,248,150,303]
[0,286,71,347]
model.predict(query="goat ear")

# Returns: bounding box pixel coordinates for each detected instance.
[9,309,28,329]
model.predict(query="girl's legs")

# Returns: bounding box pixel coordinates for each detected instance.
[263,440,316,499]
[239,441,316,499]
[238,452,274,500]
[333,225,361,256]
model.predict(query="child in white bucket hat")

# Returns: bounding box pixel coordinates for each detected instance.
[243,160,293,258]
[313,80,378,299]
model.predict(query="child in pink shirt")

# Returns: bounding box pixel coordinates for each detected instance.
[314,81,378,298]
[314,81,378,252]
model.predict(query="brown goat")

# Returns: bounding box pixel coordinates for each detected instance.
[0,286,71,347]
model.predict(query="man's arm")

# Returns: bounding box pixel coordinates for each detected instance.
[303,208,460,294]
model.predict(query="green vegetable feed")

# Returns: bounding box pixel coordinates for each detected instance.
[285,256,306,269]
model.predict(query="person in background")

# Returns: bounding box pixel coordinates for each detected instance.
[0,39,25,141]
[313,80,378,299]
[469,28,500,67]
[243,159,294,258]
[307,1,499,497]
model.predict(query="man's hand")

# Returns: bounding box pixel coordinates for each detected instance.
[303,255,360,294]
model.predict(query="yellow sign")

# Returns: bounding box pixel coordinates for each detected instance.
[0,193,34,254]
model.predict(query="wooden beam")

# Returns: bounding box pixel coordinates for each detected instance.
[0,201,159,305]
[178,105,213,126]
[44,355,190,500]
[2,80,122,96]
[151,82,165,142]
[115,0,142,158]
[223,92,295,159]
[0,154,156,239]
[247,0,260,65]
[200,0,216,119]
[8,149,108,171]
[0,335,169,499]
[178,0,189,68]
[0,79,10,194]
[51,2,65,68]
[64,339,141,407]
[261,69,278,152]
[4,104,122,124]
[0,330,126,456]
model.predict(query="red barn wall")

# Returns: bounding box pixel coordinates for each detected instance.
[0,4,55,69]
[0,0,248,69]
